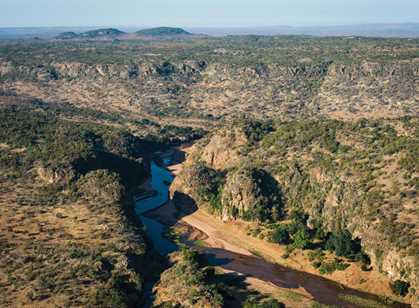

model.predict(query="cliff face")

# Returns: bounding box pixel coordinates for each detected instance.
[0,60,206,82]
[221,166,283,222]
[1,57,417,121]
[171,118,419,296]
[200,128,247,170]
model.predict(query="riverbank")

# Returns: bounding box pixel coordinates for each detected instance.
[138,143,411,307]
[143,144,411,307]
[147,201,411,307]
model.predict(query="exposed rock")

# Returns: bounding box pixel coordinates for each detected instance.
[36,164,75,185]
[200,128,247,170]
[221,165,282,222]
[173,118,419,295]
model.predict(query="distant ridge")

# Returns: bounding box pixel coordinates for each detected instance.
[1,23,418,40]
[55,31,79,40]
[136,27,192,36]
[80,28,125,38]
[56,28,125,39]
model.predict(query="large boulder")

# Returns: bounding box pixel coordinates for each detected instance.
[221,165,283,222]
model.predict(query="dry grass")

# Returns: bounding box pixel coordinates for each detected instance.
[0,170,146,307]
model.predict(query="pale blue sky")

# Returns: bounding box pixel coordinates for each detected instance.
[1,0,418,28]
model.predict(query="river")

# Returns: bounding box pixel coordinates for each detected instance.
[133,153,410,308]
[134,160,177,256]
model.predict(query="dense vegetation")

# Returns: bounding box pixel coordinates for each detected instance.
[0,102,156,184]
[1,35,417,66]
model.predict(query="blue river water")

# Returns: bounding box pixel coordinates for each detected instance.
[134,161,177,256]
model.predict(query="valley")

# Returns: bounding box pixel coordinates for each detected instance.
[0,30,418,307]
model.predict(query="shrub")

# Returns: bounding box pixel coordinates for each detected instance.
[244,295,285,308]
[308,249,324,262]
[390,280,410,297]
[270,225,290,244]
[292,229,310,249]
[318,259,349,275]
[325,230,361,258]
[286,212,309,236]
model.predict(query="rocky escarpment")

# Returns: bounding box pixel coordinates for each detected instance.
[171,119,419,302]
[195,60,419,119]
[0,60,207,82]
[36,164,76,185]
[0,55,417,121]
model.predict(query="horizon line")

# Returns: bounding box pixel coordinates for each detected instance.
[1,21,419,30]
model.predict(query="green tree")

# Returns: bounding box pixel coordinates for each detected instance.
[270,225,290,244]
[292,229,310,249]
[325,230,361,258]
[390,280,410,297]
[244,296,285,308]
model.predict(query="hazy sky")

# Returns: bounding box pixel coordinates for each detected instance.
[1,0,419,28]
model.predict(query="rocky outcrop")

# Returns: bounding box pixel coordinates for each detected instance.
[0,60,207,82]
[221,165,282,222]
[36,164,75,185]
[200,128,247,170]
[2,56,417,120]
[170,162,221,202]
[76,169,124,203]
[303,179,419,291]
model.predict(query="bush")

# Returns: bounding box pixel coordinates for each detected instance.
[390,280,410,297]
[244,296,285,308]
[325,230,361,258]
[286,212,309,236]
[318,259,349,275]
[292,229,310,249]
[308,249,324,262]
[270,225,290,244]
